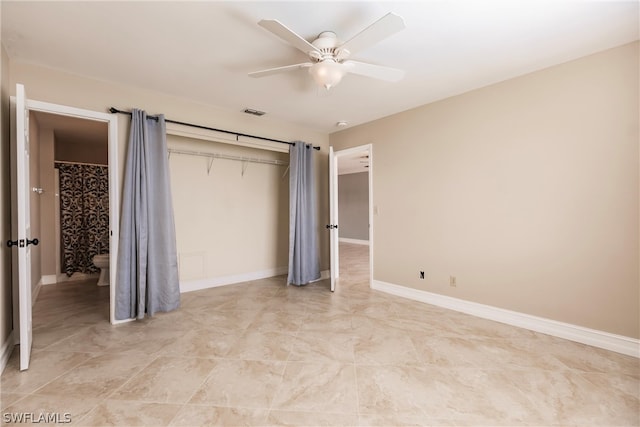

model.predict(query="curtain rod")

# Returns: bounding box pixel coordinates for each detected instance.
[108,107,320,151]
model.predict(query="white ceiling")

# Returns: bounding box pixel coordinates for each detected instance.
[2,1,638,134]
[339,149,370,175]
[32,111,107,146]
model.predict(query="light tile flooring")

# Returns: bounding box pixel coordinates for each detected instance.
[1,243,639,426]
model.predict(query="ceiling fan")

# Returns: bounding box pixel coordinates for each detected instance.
[249,13,406,90]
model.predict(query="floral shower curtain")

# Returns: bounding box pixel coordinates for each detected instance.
[57,163,109,276]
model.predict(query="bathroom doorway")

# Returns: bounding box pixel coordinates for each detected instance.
[18,101,119,327]
[32,111,110,286]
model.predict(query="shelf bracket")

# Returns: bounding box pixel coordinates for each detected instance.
[281,165,290,180]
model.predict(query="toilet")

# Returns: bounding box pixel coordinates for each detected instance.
[93,254,110,286]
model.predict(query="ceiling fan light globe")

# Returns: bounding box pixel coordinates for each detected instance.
[309,60,345,89]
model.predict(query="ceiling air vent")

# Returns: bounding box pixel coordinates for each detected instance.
[244,108,266,116]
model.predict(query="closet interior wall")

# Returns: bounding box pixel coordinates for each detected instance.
[168,135,290,289]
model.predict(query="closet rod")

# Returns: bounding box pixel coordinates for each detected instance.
[167,148,288,166]
[108,107,321,150]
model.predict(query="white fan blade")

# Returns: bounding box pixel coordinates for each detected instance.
[248,63,312,78]
[338,13,405,56]
[258,19,321,55]
[343,60,405,82]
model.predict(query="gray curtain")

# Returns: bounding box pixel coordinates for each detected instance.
[288,142,320,285]
[115,109,180,320]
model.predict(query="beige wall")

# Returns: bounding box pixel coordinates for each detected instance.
[28,114,41,293]
[338,172,369,241]
[1,41,14,352]
[38,128,55,276]
[9,62,330,288]
[169,137,290,280]
[55,139,108,165]
[330,42,639,338]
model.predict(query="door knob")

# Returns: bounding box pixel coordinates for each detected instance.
[6,238,39,248]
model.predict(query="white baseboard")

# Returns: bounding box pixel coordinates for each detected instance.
[180,266,288,293]
[339,238,369,245]
[41,274,58,285]
[41,272,100,286]
[372,280,640,358]
[1,330,15,374]
[181,268,331,292]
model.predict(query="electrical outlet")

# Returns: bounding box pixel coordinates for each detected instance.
[449,276,457,287]
[419,271,425,279]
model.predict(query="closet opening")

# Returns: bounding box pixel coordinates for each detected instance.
[166,134,290,292]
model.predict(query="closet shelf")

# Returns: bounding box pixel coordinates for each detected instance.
[168,148,287,165]
[167,148,288,176]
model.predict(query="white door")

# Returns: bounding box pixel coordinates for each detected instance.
[15,84,35,370]
[328,146,339,292]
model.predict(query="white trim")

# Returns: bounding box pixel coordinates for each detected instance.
[180,267,288,293]
[41,274,57,285]
[339,237,369,245]
[328,146,339,287]
[26,100,111,122]
[372,280,640,358]
[166,122,288,153]
[41,272,99,285]
[107,112,119,325]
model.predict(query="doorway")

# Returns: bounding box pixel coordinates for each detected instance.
[331,144,373,289]
[11,96,119,355]
[32,112,109,286]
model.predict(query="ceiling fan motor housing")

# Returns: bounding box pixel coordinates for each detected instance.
[310,31,348,61]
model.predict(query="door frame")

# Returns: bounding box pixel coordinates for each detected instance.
[11,96,119,333]
[331,144,374,289]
